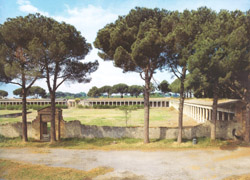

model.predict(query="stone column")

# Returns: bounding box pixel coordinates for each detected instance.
[199,108,202,123]
[222,112,225,121]
[217,112,220,121]
[206,109,208,121]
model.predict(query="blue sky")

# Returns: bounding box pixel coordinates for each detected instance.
[0,0,249,97]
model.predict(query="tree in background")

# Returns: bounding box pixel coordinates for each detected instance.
[0,90,8,98]
[95,7,169,143]
[36,14,98,143]
[169,75,193,98]
[99,85,112,98]
[117,105,139,126]
[162,7,216,143]
[29,86,46,98]
[74,92,86,98]
[188,10,238,140]
[224,10,250,142]
[75,98,80,105]
[13,86,46,98]
[158,80,170,94]
[87,86,101,98]
[0,14,44,142]
[112,83,129,98]
[128,85,143,98]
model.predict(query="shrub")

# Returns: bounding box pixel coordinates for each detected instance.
[77,104,84,109]
[93,105,117,109]
[6,105,22,110]
[56,104,68,109]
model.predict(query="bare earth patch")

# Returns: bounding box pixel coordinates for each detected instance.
[1,147,250,180]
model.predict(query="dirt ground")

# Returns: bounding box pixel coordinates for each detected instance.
[1,147,250,180]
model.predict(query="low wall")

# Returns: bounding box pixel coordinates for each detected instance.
[0,120,240,140]
[0,112,31,118]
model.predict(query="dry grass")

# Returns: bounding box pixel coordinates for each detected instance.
[0,136,229,151]
[214,148,250,162]
[223,174,250,180]
[0,159,113,180]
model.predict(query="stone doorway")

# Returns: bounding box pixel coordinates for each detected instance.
[41,121,50,141]
[31,106,63,141]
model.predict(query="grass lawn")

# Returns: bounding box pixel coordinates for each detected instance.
[0,107,198,127]
[0,109,37,124]
[62,107,198,127]
[0,159,113,180]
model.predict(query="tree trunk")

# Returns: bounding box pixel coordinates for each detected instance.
[121,93,123,98]
[244,82,250,142]
[177,67,186,144]
[21,88,28,142]
[21,67,28,142]
[144,75,150,144]
[211,85,218,140]
[50,92,56,143]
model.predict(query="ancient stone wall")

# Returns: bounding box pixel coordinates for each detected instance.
[0,119,240,140]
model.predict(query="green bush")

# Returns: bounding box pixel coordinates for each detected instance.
[93,105,117,109]
[6,105,22,110]
[77,104,84,109]
[56,104,68,109]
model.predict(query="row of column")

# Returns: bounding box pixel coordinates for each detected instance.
[88,101,169,107]
[0,101,66,106]
[184,104,234,123]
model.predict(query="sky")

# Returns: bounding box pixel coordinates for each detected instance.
[0,0,249,97]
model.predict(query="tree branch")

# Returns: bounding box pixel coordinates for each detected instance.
[56,76,69,90]
[169,62,180,80]
[45,58,52,93]
[140,71,145,80]
[26,76,38,90]
[8,81,22,86]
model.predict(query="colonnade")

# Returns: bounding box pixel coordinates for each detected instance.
[81,99,169,108]
[170,100,235,123]
[0,99,67,106]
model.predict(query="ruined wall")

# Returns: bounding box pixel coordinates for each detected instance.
[59,120,239,140]
[0,119,240,140]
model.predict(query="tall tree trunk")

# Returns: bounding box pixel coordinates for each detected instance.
[244,82,250,142]
[21,88,28,142]
[211,84,218,140]
[21,69,28,142]
[177,66,186,144]
[144,74,150,144]
[245,101,250,142]
[50,91,56,142]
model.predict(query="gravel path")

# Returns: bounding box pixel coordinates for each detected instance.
[1,147,250,180]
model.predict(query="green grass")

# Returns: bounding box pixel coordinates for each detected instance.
[0,110,22,115]
[0,135,229,150]
[0,159,113,180]
[0,109,37,124]
[62,107,197,127]
[0,107,198,127]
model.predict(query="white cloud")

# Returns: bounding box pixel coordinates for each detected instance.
[53,4,118,43]
[17,0,49,16]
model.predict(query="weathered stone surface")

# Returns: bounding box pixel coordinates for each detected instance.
[61,120,82,138]
[0,122,23,137]
[0,118,241,140]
